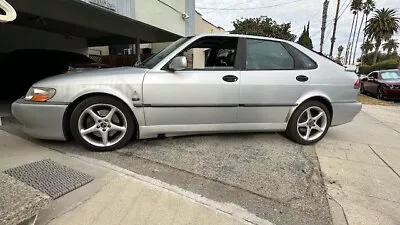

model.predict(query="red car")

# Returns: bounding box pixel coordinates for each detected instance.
[360,69,400,100]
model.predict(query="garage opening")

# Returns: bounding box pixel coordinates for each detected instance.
[0,0,180,118]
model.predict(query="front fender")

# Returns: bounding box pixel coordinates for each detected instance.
[69,85,145,126]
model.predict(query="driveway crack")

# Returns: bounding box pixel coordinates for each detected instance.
[327,193,349,225]
[368,145,400,180]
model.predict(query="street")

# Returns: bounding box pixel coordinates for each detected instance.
[1,104,400,225]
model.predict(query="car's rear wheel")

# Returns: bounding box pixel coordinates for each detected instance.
[70,96,135,151]
[286,100,331,145]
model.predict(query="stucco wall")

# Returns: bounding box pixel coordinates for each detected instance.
[79,0,134,18]
[193,12,225,69]
[134,0,186,36]
[0,24,88,54]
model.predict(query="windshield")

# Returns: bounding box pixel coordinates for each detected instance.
[381,71,400,79]
[139,37,192,69]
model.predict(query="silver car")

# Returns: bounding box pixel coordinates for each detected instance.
[12,34,362,151]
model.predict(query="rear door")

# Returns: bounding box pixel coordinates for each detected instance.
[238,38,314,125]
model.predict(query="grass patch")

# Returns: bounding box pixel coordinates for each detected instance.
[357,94,400,106]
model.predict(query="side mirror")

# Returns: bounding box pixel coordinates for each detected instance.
[169,56,187,71]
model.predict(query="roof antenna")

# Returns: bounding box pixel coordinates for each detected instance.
[0,0,17,23]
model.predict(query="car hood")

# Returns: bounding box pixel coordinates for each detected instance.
[380,79,400,85]
[34,66,149,87]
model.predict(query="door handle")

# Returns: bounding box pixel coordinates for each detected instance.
[223,75,238,83]
[296,75,309,82]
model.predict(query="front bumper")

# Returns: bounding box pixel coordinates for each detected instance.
[331,102,362,126]
[383,88,400,98]
[11,99,68,140]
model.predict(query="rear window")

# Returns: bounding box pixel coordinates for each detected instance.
[283,44,318,69]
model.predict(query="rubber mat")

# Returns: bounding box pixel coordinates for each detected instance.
[4,159,94,199]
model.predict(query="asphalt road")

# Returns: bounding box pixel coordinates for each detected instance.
[1,117,332,225]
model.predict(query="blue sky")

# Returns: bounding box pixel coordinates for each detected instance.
[196,0,400,58]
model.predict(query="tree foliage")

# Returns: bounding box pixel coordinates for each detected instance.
[365,8,400,63]
[383,39,399,54]
[297,22,313,50]
[358,51,399,65]
[231,17,296,41]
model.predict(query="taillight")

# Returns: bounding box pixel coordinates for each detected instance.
[354,79,360,89]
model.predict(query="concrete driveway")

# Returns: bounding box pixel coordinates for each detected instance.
[1,104,400,225]
[317,105,400,225]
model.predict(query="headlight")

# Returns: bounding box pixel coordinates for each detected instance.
[24,87,56,102]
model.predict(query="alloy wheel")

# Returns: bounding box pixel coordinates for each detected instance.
[296,106,328,141]
[77,104,127,147]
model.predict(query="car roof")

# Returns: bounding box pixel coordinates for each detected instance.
[371,69,399,74]
[194,33,289,43]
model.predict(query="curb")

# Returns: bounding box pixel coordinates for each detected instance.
[66,153,275,225]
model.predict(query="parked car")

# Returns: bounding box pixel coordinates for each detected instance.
[12,34,362,151]
[360,69,400,99]
[0,49,111,100]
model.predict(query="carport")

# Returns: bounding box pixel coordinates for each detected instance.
[0,0,181,116]
[5,0,180,45]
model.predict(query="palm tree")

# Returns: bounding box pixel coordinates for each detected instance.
[365,8,400,63]
[363,0,376,40]
[349,0,363,64]
[383,39,400,54]
[345,0,359,64]
[353,0,375,64]
[361,39,374,54]
[336,45,344,63]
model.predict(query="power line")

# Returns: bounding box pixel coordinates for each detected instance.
[197,0,304,11]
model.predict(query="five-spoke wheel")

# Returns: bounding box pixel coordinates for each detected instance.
[286,100,331,145]
[70,96,135,151]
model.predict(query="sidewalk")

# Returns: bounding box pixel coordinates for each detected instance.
[317,106,400,225]
[0,130,272,225]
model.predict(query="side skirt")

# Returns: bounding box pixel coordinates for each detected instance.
[139,123,287,139]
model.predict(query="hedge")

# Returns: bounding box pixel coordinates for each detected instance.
[357,59,399,74]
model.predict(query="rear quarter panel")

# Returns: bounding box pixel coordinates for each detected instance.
[287,42,359,104]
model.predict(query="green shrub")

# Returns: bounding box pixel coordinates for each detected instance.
[371,59,399,71]
[357,59,398,74]
[357,65,371,74]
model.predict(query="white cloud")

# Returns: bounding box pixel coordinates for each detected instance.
[196,0,400,61]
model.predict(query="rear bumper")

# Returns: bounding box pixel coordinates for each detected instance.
[331,102,362,126]
[11,99,68,140]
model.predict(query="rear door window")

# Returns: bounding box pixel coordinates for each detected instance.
[245,39,294,70]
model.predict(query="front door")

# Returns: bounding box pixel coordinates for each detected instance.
[142,36,240,126]
[364,72,379,94]
[238,38,313,125]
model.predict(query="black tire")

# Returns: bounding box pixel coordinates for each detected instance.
[360,84,366,94]
[377,86,385,100]
[286,100,331,145]
[70,95,135,151]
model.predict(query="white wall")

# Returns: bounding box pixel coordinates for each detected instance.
[0,24,88,54]
[134,0,186,36]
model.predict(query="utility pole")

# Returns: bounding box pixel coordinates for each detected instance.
[329,0,341,58]
[320,0,330,53]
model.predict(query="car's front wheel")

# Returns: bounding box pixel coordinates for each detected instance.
[377,86,385,100]
[286,100,331,145]
[360,84,366,94]
[70,95,135,151]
